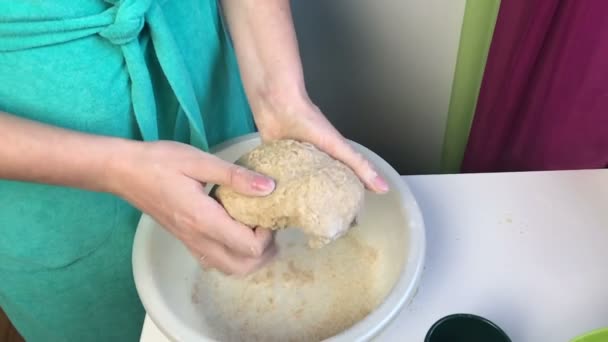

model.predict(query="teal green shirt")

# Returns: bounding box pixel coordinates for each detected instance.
[0,1,254,340]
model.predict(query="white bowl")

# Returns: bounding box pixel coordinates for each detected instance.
[132,133,426,341]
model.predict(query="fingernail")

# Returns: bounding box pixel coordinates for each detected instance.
[373,175,389,193]
[252,174,275,193]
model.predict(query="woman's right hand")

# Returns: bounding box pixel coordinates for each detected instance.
[0,112,275,275]
[111,140,277,276]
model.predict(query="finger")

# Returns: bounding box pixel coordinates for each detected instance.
[253,227,275,251]
[191,238,278,276]
[318,134,389,193]
[187,153,275,196]
[199,197,275,258]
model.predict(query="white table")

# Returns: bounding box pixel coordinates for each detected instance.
[141,169,608,341]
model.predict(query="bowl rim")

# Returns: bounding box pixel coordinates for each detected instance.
[132,133,426,342]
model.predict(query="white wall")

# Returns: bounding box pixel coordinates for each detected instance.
[291,0,466,174]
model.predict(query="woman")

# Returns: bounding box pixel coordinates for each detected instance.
[0,0,388,341]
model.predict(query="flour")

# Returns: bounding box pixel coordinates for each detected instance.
[191,227,388,342]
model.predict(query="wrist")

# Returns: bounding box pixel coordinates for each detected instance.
[100,138,145,196]
[249,80,313,119]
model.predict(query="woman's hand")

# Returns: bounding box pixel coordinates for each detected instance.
[0,113,275,276]
[113,141,278,276]
[253,95,390,193]
[220,0,389,193]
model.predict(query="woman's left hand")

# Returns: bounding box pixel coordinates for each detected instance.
[220,0,388,193]
[252,95,389,194]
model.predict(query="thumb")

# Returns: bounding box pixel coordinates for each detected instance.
[189,153,275,196]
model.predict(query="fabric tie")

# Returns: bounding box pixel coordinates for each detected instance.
[99,0,152,45]
[99,0,159,142]
[0,0,209,149]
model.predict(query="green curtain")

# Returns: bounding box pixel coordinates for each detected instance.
[440,0,501,173]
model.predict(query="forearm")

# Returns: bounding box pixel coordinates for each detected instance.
[220,1,388,192]
[220,0,309,114]
[0,111,136,193]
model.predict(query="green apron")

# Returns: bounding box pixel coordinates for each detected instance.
[0,1,254,340]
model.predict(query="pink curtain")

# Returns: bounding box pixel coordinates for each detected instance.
[462,0,608,172]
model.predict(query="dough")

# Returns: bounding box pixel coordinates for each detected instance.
[215,139,365,248]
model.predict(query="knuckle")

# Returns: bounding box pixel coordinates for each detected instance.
[351,153,375,176]
[228,165,245,187]
[353,151,368,167]
[221,265,237,276]
[179,209,209,237]
[191,209,205,226]
[198,258,210,268]
[249,244,263,258]
[171,211,195,231]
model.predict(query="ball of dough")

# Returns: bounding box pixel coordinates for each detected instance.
[215,139,365,248]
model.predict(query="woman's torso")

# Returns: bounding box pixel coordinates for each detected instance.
[0,0,254,271]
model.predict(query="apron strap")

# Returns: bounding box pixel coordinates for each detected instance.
[145,4,209,150]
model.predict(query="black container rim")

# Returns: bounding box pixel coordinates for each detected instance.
[424,313,512,342]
